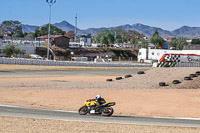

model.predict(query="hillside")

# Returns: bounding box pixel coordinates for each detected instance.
[21,20,200,39]
[36,47,138,61]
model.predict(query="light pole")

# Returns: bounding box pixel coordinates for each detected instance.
[74,14,77,42]
[46,0,56,60]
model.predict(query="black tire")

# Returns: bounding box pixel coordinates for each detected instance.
[78,106,88,115]
[101,107,114,116]
[106,79,112,82]
[184,77,192,80]
[189,74,197,78]
[137,71,145,74]
[195,71,200,75]
[140,59,144,63]
[125,74,132,78]
[116,77,123,80]
[159,82,166,86]
[172,80,181,84]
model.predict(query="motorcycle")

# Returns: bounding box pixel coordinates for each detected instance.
[78,99,115,116]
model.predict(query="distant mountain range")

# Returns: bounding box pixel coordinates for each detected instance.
[21,20,200,39]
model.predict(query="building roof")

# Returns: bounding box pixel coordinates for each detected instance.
[37,35,69,39]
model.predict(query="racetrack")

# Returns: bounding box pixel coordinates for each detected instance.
[0,105,199,128]
[0,68,149,78]
[1,65,200,131]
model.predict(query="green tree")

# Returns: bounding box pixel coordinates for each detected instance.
[176,38,187,50]
[2,45,16,57]
[94,28,145,47]
[94,30,103,43]
[169,38,187,50]
[169,38,177,48]
[1,20,23,39]
[33,24,65,38]
[95,27,127,45]
[153,30,158,36]
[134,39,149,49]
[107,32,114,44]
[100,35,109,45]
[111,27,126,43]
[120,31,129,43]
[2,45,25,57]
[150,30,164,47]
[191,39,200,44]
[96,29,114,46]
[14,47,22,57]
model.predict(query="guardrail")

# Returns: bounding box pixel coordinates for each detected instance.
[0,57,152,67]
[175,62,200,67]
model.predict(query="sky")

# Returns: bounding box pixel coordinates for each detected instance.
[0,0,200,31]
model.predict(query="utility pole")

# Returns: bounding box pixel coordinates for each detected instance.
[46,0,56,60]
[75,14,77,42]
[114,31,117,44]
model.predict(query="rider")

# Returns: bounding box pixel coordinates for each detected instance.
[96,95,106,106]
[92,95,106,113]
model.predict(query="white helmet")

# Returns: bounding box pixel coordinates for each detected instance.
[96,95,101,99]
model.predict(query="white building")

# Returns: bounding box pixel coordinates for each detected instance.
[80,37,92,47]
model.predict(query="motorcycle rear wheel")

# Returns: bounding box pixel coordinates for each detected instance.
[102,107,114,116]
[78,106,88,115]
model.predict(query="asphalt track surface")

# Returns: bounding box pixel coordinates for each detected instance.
[0,105,200,128]
[0,69,149,78]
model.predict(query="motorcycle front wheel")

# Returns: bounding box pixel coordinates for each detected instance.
[102,107,114,116]
[78,106,88,115]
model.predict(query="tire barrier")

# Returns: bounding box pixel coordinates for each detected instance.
[184,77,192,80]
[159,82,166,86]
[125,74,132,78]
[189,74,197,78]
[137,71,145,74]
[116,77,123,80]
[106,79,113,82]
[172,80,181,84]
[195,71,200,75]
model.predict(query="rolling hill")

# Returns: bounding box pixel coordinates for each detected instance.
[21,20,200,39]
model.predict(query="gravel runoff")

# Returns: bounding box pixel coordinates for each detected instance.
[1,67,200,90]
[1,116,200,133]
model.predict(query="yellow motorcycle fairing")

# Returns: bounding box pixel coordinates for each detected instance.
[84,100,97,107]
[83,100,116,107]
[102,102,115,106]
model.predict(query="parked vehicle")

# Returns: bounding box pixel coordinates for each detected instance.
[138,48,200,63]
[78,99,115,116]
[71,57,88,61]
[29,54,43,60]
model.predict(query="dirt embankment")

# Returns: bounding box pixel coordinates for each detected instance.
[36,47,138,60]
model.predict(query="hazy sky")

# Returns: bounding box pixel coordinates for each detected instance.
[0,0,200,31]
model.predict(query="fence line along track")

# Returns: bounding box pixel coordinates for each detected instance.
[0,57,152,67]
[175,62,200,67]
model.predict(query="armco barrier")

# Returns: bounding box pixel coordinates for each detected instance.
[0,57,152,67]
